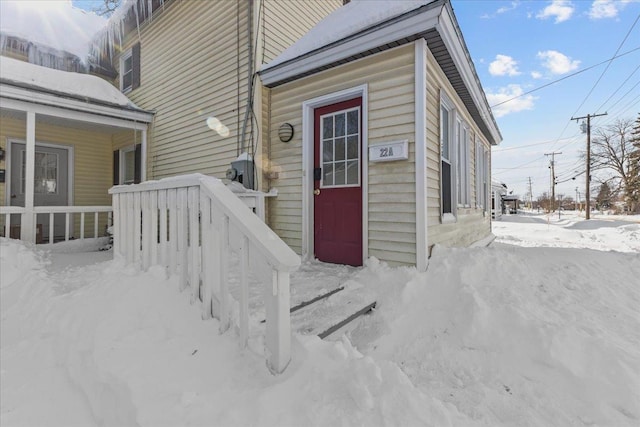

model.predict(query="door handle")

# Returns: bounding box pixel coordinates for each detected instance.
[11,194,16,199]
[314,189,320,196]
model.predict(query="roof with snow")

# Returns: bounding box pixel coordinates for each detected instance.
[260,0,502,146]
[0,56,147,112]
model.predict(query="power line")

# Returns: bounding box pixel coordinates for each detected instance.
[570,13,640,116]
[489,46,640,108]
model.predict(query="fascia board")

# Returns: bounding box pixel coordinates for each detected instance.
[0,84,154,124]
[1,95,150,130]
[261,9,441,87]
[436,13,502,145]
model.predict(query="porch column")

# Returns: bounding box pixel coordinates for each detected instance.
[141,128,147,182]
[21,111,36,243]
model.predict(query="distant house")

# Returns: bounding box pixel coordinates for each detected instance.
[0,32,86,73]
[2,0,502,271]
[492,180,507,219]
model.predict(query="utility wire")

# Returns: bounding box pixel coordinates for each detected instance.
[570,13,640,116]
[489,46,640,108]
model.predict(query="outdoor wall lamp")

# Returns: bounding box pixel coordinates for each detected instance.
[278,123,294,143]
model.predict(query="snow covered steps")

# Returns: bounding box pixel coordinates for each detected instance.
[289,285,376,339]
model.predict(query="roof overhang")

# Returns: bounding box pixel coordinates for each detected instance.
[260,0,501,146]
[0,82,154,130]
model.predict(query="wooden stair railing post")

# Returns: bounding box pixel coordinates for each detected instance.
[113,194,121,255]
[177,188,189,291]
[239,235,250,348]
[158,190,168,271]
[150,190,159,267]
[265,269,291,374]
[141,191,151,270]
[126,193,135,263]
[133,192,142,264]
[200,192,213,320]
[167,189,178,275]
[218,214,230,333]
[188,187,200,304]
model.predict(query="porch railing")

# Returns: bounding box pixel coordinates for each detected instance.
[108,174,300,374]
[0,205,112,244]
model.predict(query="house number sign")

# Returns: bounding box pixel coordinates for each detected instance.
[369,140,408,162]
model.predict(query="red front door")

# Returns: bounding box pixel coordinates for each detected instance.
[313,98,363,266]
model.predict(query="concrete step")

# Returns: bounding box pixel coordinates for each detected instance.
[290,285,376,338]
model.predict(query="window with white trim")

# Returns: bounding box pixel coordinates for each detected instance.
[457,121,470,206]
[119,43,140,93]
[120,50,133,93]
[476,136,484,209]
[440,96,455,218]
[113,144,141,185]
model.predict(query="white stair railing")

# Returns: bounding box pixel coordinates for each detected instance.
[108,174,300,374]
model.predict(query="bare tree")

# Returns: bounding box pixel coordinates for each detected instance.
[590,118,638,213]
[94,0,121,17]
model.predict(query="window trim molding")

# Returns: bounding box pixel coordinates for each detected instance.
[440,91,456,222]
[301,84,369,264]
[5,138,74,207]
[119,49,133,94]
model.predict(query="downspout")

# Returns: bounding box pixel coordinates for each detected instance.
[239,0,254,157]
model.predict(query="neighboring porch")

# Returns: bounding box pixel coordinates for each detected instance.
[0,56,154,244]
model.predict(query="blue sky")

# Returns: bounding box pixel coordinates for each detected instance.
[8,0,640,203]
[452,0,639,202]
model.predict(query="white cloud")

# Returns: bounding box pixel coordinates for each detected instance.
[531,71,543,79]
[497,1,520,14]
[537,50,580,75]
[588,0,623,19]
[536,0,575,23]
[486,84,535,117]
[489,54,521,77]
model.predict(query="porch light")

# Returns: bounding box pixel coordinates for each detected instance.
[278,123,294,143]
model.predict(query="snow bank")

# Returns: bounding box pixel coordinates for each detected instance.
[0,239,444,426]
[2,213,639,426]
[365,245,640,426]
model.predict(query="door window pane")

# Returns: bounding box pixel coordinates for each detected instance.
[319,107,360,188]
[322,163,333,186]
[22,150,58,194]
[335,113,345,137]
[335,137,345,161]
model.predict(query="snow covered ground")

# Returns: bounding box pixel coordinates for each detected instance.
[1,211,639,426]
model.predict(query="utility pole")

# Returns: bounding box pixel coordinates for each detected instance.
[545,152,562,212]
[571,112,607,220]
[528,177,533,210]
[575,186,579,211]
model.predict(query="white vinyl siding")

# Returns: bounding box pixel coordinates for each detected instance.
[426,47,491,249]
[268,44,416,265]
[261,0,343,64]
[114,0,340,186]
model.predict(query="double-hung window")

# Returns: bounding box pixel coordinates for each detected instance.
[119,43,141,93]
[476,137,484,210]
[113,144,141,185]
[440,96,455,220]
[120,50,133,93]
[456,121,470,206]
